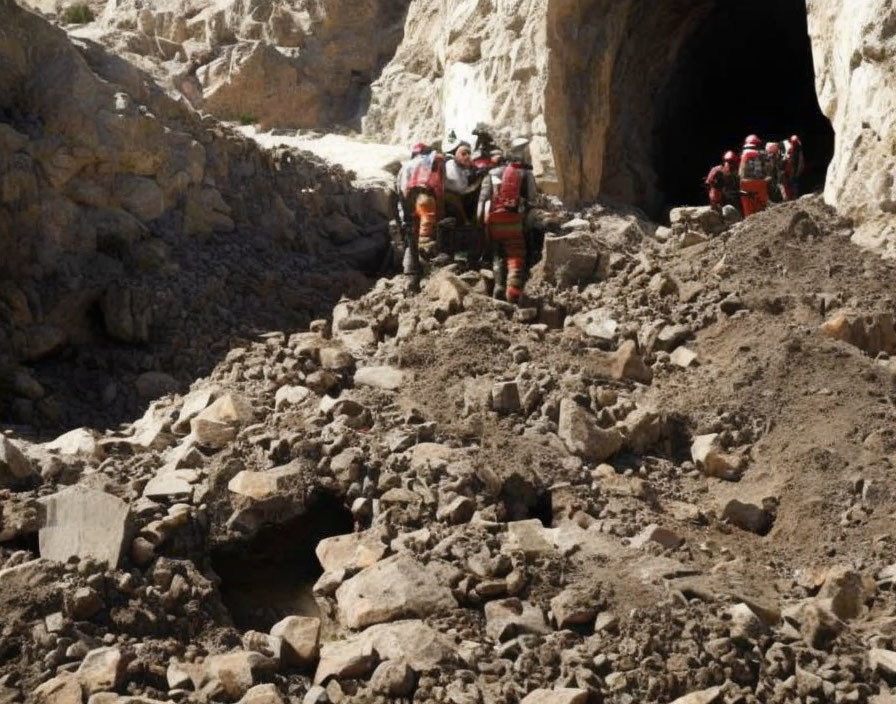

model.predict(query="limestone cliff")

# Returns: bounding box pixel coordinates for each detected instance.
[807,0,896,255]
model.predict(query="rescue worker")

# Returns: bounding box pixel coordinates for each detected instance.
[765,141,783,203]
[396,142,445,291]
[478,137,537,304]
[738,134,769,216]
[705,150,741,212]
[784,135,804,198]
[444,140,477,225]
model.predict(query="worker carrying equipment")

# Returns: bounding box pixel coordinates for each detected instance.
[478,137,537,304]
[738,135,769,216]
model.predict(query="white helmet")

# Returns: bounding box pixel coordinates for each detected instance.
[508,136,531,161]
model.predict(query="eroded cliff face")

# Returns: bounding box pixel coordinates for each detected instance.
[85,0,410,129]
[807,0,896,254]
[0,0,389,426]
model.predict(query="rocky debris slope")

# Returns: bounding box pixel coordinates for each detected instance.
[4,196,896,704]
[0,0,393,429]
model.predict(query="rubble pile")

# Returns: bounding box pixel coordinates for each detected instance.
[3,196,896,704]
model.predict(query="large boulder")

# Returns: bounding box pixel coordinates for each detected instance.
[39,486,132,567]
[335,554,457,629]
[0,436,38,489]
[557,398,623,462]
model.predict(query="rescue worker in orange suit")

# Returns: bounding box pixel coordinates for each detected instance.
[784,134,804,199]
[738,134,769,216]
[396,143,445,290]
[765,142,784,203]
[705,150,741,213]
[478,137,537,304]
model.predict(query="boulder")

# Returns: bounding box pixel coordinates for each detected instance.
[690,434,742,480]
[669,687,724,704]
[228,465,304,503]
[335,554,457,629]
[274,385,312,410]
[538,232,600,286]
[314,619,454,685]
[818,566,876,621]
[76,647,125,694]
[370,659,415,696]
[819,311,896,356]
[520,690,589,704]
[33,674,82,704]
[238,684,285,704]
[39,486,132,567]
[43,427,104,460]
[558,399,623,462]
[353,366,406,391]
[504,520,557,558]
[191,393,254,448]
[270,616,321,668]
[609,339,652,384]
[203,651,277,700]
[484,598,550,641]
[316,528,389,572]
[0,436,38,489]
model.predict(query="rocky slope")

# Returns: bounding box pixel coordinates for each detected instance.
[4,195,896,704]
[0,0,392,429]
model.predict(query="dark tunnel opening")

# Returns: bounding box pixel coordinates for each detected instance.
[211,491,354,632]
[653,0,834,215]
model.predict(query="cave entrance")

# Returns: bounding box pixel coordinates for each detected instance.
[653,0,834,215]
[211,492,354,632]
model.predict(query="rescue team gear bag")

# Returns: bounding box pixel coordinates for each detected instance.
[491,164,523,214]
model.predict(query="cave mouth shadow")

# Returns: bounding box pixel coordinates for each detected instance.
[651,0,834,218]
[210,491,355,633]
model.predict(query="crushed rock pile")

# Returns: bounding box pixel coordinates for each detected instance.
[3,196,896,704]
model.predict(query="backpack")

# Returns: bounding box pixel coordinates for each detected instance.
[491,164,523,214]
[405,152,444,196]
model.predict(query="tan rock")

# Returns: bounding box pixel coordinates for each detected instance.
[203,651,277,700]
[610,340,653,384]
[76,647,125,694]
[315,528,389,573]
[270,616,320,668]
[558,398,623,462]
[520,689,589,704]
[227,466,303,503]
[690,434,742,480]
[335,554,457,629]
[0,436,38,489]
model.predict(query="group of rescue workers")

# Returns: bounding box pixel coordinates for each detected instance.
[705,134,805,217]
[392,128,807,304]
[394,127,536,303]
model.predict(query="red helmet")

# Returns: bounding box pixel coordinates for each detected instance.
[765,142,780,154]
[790,135,801,145]
[723,150,739,163]
[744,134,762,148]
[411,142,428,157]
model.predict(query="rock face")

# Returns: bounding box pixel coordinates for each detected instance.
[807,0,896,253]
[0,0,388,427]
[94,0,411,129]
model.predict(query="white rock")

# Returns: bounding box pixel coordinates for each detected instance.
[353,366,406,391]
[39,486,131,567]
